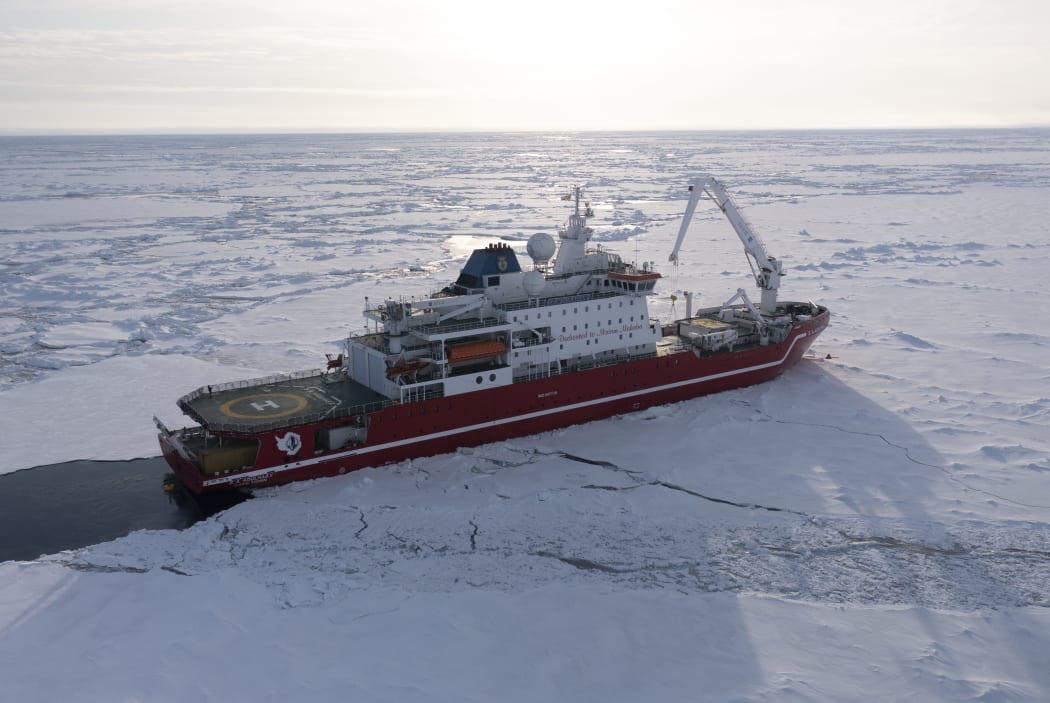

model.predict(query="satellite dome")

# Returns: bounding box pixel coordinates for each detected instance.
[522,270,546,297]
[526,232,556,264]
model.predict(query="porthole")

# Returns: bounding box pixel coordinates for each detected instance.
[476,376,483,384]
[489,373,496,382]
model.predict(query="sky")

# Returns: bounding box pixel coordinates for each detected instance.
[1,0,1049,134]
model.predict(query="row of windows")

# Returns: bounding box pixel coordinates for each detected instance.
[561,316,636,332]
[607,279,656,292]
[511,298,636,323]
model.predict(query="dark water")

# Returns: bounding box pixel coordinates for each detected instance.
[0,457,246,562]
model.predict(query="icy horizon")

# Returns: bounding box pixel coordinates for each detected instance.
[4,125,1050,139]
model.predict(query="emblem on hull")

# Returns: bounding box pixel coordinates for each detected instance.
[276,431,302,456]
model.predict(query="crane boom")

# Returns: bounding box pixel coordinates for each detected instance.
[669,175,784,313]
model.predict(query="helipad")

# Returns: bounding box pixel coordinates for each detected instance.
[179,372,388,431]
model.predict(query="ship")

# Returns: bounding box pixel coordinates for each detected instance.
[156,176,830,493]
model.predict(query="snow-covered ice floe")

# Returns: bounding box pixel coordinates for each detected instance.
[2,130,1050,701]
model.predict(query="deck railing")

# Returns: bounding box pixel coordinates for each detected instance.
[177,369,326,408]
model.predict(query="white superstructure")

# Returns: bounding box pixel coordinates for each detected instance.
[346,186,663,402]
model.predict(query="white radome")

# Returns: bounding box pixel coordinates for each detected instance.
[522,270,546,297]
[527,232,556,264]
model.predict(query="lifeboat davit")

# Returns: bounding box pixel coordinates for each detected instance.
[385,358,429,379]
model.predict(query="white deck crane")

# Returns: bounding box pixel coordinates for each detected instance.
[670,175,783,314]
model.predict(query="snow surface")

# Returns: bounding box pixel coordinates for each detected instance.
[2,130,1050,701]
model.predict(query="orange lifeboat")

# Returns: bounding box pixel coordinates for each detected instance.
[446,340,506,364]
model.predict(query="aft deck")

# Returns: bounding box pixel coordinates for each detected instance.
[178,370,390,433]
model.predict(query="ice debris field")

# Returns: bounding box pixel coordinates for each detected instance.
[2,130,1050,701]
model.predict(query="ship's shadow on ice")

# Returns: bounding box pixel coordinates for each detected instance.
[529,358,960,524]
[499,360,1050,603]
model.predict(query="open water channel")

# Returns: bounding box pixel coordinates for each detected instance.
[0,458,245,562]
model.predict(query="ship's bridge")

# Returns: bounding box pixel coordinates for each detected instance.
[453,243,522,291]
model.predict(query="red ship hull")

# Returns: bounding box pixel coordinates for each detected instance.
[160,309,828,494]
